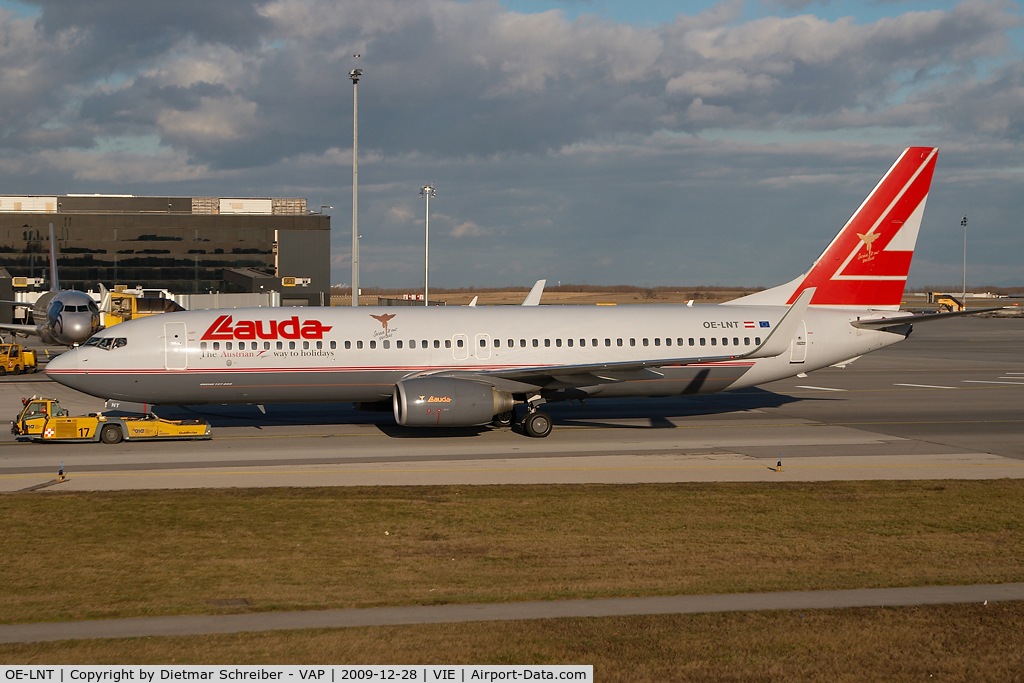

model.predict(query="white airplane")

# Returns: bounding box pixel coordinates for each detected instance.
[0,223,102,346]
[46,147,984,438]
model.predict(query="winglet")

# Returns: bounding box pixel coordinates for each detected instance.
[522,279,546,306]
[746,288,815,359]
[468,296,478,307]
[49,223,59,292]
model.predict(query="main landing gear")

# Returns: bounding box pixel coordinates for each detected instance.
[493,397,553,438]
[521,395,552,438]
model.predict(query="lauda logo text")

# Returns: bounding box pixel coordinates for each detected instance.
[202,315,333,341]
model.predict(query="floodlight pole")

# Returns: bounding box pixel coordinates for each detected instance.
[961,215,968,311]
[349,66,363,306]
[420,184,435,306]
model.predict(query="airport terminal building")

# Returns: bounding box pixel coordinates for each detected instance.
[0,195,330,307]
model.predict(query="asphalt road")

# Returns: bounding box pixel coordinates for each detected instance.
[1,317,1022,491]
[2,583,1021,644]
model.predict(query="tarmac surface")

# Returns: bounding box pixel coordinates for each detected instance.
[1,583,1020,644]
[1,317,1022,491]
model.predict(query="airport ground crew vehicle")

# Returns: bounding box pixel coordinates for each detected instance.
[11,396,67,437]
[0,344,37,375]
[12,396,211,443]
[927,293,965,312]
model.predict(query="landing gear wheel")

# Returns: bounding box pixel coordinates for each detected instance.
[493,411,514,427]
[100,425,123,444]
[523,411,552,438]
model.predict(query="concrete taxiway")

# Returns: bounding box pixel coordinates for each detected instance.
[1,317,1021,491]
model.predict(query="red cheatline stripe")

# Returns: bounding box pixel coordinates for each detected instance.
[47,361,757,375]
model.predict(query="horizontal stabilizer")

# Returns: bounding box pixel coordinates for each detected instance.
[851,307,1003,329]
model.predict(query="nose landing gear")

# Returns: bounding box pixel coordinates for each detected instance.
[522,409,552,438]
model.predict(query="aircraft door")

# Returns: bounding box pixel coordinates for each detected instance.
[452,334,469,361]
[164,322,189,370]
[475,334,491,360]
[790,320,807,363]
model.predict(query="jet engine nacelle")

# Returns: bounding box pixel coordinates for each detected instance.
[393,377,514,427]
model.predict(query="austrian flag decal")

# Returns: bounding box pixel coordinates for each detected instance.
[202,315,332,341]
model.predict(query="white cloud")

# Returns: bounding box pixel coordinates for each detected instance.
[388,206,415,222]
[450,220,488,237]
[35,147,213,183]
[666,70,777,98]
[156,95,259,144]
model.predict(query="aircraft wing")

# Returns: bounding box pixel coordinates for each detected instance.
[0,323,41,337]
[424,288,814,390]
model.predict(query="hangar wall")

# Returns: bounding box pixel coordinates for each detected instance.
[0,195,331,307]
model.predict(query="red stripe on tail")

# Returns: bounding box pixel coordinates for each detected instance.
[788,147,938,308]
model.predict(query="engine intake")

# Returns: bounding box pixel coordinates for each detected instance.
[393,377,514,427]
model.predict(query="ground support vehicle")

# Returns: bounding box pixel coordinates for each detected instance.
[12,397,67,437]
[0,344,37,375]
[12,397,211,443]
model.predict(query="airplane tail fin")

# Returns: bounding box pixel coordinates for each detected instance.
[522,279,546,306]
[725,147,938,311]
[48,223,60,293]
[99,283,111,313]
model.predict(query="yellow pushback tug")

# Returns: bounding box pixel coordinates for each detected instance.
[12,396,211,444]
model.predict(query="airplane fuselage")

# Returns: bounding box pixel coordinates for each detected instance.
[45,304,904,406]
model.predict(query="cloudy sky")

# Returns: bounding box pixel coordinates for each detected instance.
[1,0,1022,289]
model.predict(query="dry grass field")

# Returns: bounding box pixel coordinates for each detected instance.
[2,482,1022,626]
[2,604,1022,680]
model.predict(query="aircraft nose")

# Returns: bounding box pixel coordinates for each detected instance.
[55,314,94,346]
[44,347,78,375]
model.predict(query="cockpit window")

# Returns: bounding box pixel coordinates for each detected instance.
[48,301,64,315]
[84,336,115,349]
[113,338,127,348]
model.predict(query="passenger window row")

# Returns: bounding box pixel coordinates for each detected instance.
[201,340,336,351]
[198,336,764,353]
